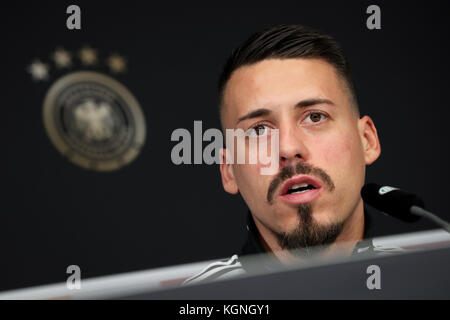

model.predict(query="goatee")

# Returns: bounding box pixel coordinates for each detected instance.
[274,203,344,255]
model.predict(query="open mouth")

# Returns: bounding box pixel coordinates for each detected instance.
[279,175,323,205]
[285,183,317,195]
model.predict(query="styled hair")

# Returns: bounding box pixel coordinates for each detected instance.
[218,24,359,117]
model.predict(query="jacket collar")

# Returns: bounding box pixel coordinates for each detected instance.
[239,203,415,260]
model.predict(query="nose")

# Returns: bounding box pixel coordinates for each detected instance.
[278,122,309,169]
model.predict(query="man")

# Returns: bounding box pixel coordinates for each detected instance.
[184,24,412,284]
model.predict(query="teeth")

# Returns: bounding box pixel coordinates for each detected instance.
[290,183,308,189]
[286,182,316,195]
[291,189,309,194]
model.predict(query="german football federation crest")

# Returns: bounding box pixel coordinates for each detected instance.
[28,47,146,171]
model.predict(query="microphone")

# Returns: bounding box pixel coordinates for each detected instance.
[361,183,450,233]
[361,184,423,222]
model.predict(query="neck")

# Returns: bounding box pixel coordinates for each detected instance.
[253,198,365,264]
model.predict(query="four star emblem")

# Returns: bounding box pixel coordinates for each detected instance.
[28,46,128,81]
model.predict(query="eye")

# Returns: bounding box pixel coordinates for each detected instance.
[246,124,270,137]
[304,112,328,124]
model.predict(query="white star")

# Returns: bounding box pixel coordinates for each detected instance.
[107,54,127,73]
[53,48,72,68]
[28,60,49,81]
[79,46,98,66]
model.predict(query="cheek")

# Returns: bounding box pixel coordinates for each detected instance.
[233,164,269,196]
[316,131,365,178]
[233,163,276,213]
[323,139,352,164]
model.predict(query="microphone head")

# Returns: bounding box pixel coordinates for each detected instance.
[361,183,424,223]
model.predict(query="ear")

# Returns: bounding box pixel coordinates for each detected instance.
[219,148,239,194]
[358,115,381,165]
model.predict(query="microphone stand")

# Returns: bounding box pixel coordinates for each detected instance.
[410,205,450,233]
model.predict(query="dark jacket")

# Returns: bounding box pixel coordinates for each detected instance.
[183,204,421,284]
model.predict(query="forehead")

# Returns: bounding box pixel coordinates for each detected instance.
[222,58,349,124]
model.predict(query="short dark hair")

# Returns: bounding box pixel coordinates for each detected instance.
[218,24,359,120]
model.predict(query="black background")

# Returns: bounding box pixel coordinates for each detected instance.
[1,0,449,291]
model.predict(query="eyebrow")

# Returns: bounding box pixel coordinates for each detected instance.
[296,98,335,108]
[236,98,335,124]
[237,108,272,124]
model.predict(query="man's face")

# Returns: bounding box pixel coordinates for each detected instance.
[220,58,380,249]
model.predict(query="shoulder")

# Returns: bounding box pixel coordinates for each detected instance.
[182,254,246,285]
